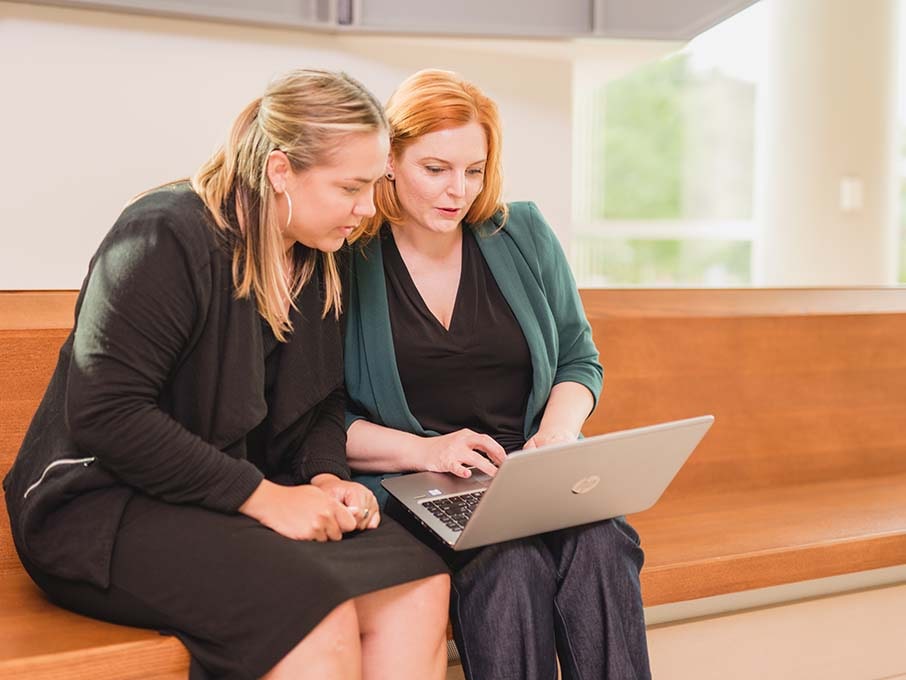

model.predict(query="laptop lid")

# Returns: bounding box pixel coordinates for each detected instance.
[382,415,714,551]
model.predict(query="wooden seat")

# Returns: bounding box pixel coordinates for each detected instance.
[0,570,188,680]
[634,474,906,603]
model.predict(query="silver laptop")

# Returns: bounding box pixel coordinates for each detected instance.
[382,415,714,551]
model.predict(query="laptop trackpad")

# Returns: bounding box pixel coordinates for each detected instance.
[415,470,491,499]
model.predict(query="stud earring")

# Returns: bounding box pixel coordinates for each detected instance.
[385,172,395,181]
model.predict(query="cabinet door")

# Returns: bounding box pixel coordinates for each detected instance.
[353,0,594,37]
[43,0,337,29]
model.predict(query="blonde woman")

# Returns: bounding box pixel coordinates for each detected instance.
[4,70,449,680]
[345,70,650,680]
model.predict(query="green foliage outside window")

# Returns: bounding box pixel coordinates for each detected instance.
[572,237,751,287]
[595,55,686,220]
[576,52,757,286]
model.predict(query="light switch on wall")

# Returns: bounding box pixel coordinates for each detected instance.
[839,176,864,213]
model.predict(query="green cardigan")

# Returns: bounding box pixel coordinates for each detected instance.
[344,201,603,500]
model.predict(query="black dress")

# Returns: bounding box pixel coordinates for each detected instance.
[5,186,446,680]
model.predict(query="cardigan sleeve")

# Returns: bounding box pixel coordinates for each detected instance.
[65,214,263,513]
[292,385,352,482]
[526,203,604,408]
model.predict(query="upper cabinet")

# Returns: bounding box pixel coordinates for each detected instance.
[351,0,593,38]
[591,0,760,40]
[22,0,760,40]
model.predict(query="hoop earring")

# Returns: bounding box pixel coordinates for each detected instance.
[385,172,395,181]
[282,191,293,231]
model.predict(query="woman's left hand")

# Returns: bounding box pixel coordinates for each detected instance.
[523,428,578,450]
[310,474,381,530]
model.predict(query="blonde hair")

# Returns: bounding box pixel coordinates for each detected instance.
[356,69,506,241]
[192,69,386,340]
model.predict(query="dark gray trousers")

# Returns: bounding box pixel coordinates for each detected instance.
[449,518,651,680]
[386,496,651,680]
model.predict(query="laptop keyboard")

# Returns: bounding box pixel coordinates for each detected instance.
[421,490,486,532]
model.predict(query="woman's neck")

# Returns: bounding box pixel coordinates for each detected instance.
[390,221,462,261]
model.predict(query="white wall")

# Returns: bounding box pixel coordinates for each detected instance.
[0,2,573,289]
[754,0,900,286]
[4,2,903,290]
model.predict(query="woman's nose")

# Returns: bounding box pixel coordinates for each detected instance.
[448,173,466,197]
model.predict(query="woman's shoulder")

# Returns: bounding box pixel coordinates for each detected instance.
[477,201,554,253]
[482,200,549,232]
[121,182,213,238]
[348,226,386,266]
[108,182,219,268]
[503,200,541,223]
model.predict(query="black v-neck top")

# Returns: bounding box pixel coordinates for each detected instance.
[382,226,532,453]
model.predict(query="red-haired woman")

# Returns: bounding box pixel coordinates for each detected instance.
[345,69,651,680]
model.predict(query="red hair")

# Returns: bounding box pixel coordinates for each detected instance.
[355,69,506,240]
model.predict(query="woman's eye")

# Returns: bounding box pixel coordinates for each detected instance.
[468,168,485,176]
[343,186,360,194]
[425,166,444,174]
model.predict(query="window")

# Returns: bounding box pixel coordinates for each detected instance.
[571,3,766,286]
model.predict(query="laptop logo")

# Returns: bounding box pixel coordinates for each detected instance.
[571,475,600,494]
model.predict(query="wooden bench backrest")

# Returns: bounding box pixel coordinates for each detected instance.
[4,288,906,571]
[582,288,906,498]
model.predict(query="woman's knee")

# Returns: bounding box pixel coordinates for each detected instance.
[419,572,451,597]
[453,541,557,622]
[397,573,451,621]
[460,537,551,580]
[354,573,450,634]
[265,601,361,679]
[425,573,451,610]
[309,600,360,645]
[571,518,644,569]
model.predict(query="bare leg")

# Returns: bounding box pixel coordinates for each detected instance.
[263,600,362,680]
[355,574,450,680]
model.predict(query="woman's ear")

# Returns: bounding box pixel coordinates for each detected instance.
[384,154,395,181]
[266,150,291,193]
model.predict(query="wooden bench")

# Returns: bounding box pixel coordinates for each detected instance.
[585,288,906,606]
[3,288,906,677]
[0,292,190,680]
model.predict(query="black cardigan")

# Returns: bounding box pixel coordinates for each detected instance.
[3,184,350,587]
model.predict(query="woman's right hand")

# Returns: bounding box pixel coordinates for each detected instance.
[239,479,358,542]
[421,429,506,478]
